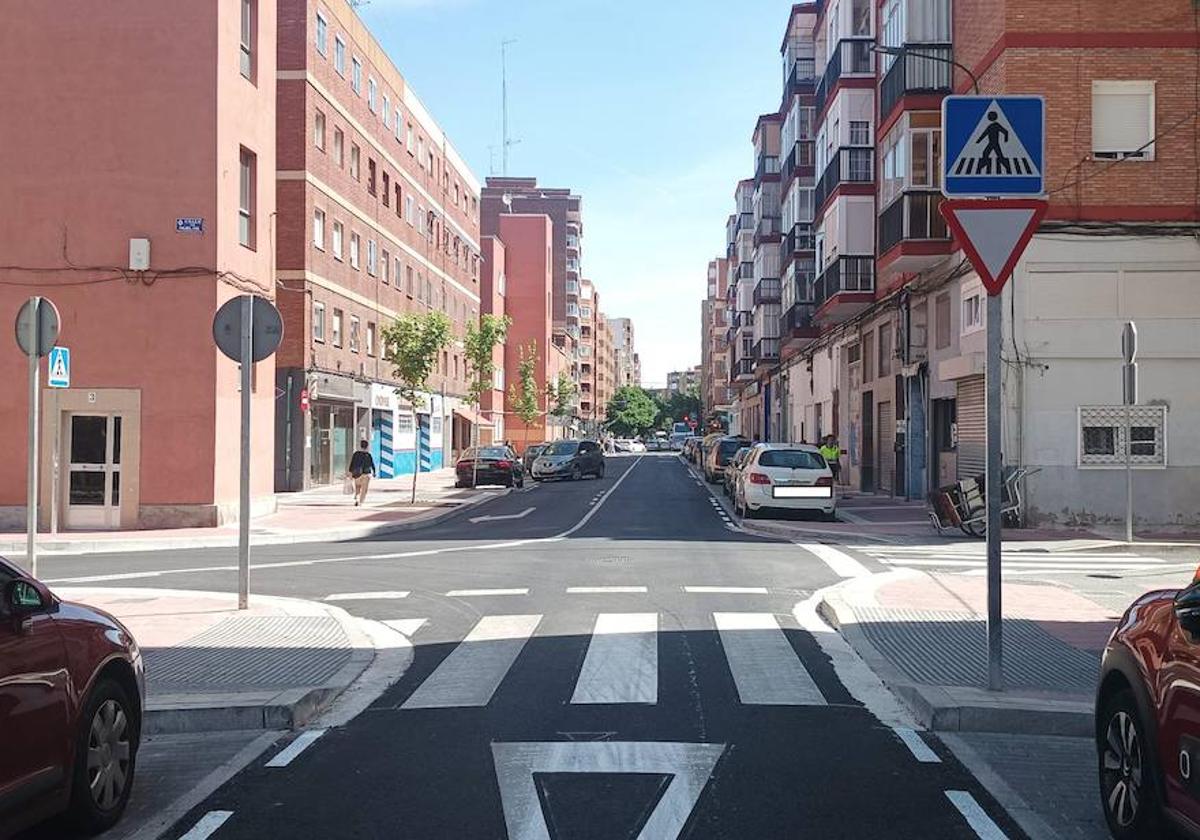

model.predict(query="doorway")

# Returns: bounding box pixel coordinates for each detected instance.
[65,413,122,530]
[860,391,875,492]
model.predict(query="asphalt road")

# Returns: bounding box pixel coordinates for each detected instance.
[39,454,1027,839]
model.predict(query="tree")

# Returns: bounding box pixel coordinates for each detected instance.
[604,385,659,437]
[381,310,452,503]
[463,313,511,486]
[658,386,702,432]
[508,340,540,449]
[547,371,577,423]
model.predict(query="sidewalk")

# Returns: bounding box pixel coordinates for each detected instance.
[817,568,1115,735]
[1,469,506,557]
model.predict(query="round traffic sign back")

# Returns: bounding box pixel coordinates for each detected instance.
[14,297,60,357]
[213,295,284,363]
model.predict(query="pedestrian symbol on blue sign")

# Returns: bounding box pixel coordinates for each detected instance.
[48,346,70,389]
[942,95,1045,197]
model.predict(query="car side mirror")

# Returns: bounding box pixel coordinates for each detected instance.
[1174,585,1200,637]
[4,578,52,621]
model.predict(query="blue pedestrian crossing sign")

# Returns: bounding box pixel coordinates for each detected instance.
[942,95,1045,197]
[48,346,70,388]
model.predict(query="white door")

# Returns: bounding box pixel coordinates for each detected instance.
[65,413,122,530]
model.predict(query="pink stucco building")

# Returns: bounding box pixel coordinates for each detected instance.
[0,1,277,529]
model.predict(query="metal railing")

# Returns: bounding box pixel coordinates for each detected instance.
[879,44,953,120]
[781,140,816,184]
[815,38,874,116]
[753,338,780,364]
[737,211,755,231]
[738,261,754,279]
[878,191,950,255]
[754,216,782,242]
[784,222,815,256]
[813,256,875,308]
[755,154,781,184]
[786,57,818,98]
[753,278,782,306]
[732,358,755,379]
[781,302,817,335]
[814,147,874,210]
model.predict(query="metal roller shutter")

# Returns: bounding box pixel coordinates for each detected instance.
[877,401,894,493]
[956,375,986,480]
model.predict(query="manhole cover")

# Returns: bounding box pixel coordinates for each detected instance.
[589,556,632,566]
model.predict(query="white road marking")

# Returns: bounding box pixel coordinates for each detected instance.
[402,614,541,709]
[265,729,327,767]
[491,741,726,840]
[323,590,410,601]
[714,612,826,705]
[557,455,644,538]
[571,614,658,705]
[178,811,234,840]
[945,790,1009,839]
[685,586,770,594]
[893,727,942,763]
[469,506,536,524]
[566,586,648,594]
[382,618,428,637]
[446,588,529,597]
[797,543,871,578]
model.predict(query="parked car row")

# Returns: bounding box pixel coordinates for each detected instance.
[690,437,838,522]
[455,440,611,488]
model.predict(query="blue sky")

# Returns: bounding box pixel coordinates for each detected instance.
[359,0,789,386]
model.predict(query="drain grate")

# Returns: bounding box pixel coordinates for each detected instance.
[852,606,1099,693]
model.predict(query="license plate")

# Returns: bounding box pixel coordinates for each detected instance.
[773,486,832,499]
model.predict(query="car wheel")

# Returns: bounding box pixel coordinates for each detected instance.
[1099,688,1161,839]
[454,481,465,489]
[70,677,138,834]
[571,465,583,481]
[823,510,838,522]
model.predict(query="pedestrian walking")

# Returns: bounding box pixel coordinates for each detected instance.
[348,440,376,507]
[820,435,841,484]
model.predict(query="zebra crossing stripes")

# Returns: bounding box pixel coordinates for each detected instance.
[570,614,658,704]
[402,615,541,709]
[714,613,826,705]
[853,545,1184,576]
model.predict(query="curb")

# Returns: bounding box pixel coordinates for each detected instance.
[1,487,509,558]
[816,572,1094,736]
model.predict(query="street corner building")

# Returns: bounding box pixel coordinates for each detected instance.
[0,0,279,530]
[710,0,1200,528]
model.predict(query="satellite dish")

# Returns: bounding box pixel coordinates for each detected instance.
[501,193,513,209]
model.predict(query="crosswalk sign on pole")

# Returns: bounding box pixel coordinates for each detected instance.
[942,95,1045,197]
[48,346,70,388]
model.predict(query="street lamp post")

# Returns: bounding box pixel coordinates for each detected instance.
[871,44,980,95]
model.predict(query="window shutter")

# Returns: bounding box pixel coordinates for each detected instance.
[1092,81,1154,157]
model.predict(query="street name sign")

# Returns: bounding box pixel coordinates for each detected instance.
[943,95,1045,197]
[939,199,1049,296]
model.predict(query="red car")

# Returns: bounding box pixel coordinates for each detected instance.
[0,557,144,836]
[1096,580,1200,838]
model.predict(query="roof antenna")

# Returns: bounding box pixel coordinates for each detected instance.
[501,39,521,176]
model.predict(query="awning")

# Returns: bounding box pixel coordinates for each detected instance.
[453,406,487,426]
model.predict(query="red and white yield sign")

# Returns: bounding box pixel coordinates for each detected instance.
[939,199,1048,296]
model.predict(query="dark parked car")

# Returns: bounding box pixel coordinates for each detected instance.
[0,557,144,837]
[455,445,525,488]
[522,443,548,473]
[723,446,752,497]
[704,435,750,484]
[531,439,606,481]
[1096,577,1200,838]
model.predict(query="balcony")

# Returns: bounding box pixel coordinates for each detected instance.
[566,280,580,297]
[879,44,953,123]
[783,222,815,258]
[785,57,818,99]
[752,277,781,306]
[566,303,580,319]
[754,215,782,243]
[815,38,874,116]
[566,235,581,251]
[781,140,816,185]
[753,338,780,367]
[814,147,874,212]
[738,261,754,280]
[754,154,781,185]
[781,301,819,348]
[732,357,756,381]
[737,211,754,231]
[813,256,875,322]
[877,191,952,280]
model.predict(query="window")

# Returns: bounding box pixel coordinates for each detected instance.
[332,309,343,346]
[1093,81,1156,160]
[381,248,389,284]
[349,232,360,269]
[312,301,326,342]
[333,127,344,167]
[1079,405,1167,467]
[862,331,874,381]
[382,173,390,206]
[332,220,343,259]
[910,129,942,190]
[394,107,403,143]
[366,322,376,357]
[405,265,414,295]
[394,256,402,287]
[239,0,255,80]
[878,323,892,377]
[313,110,325,150]
[406,123,414,152]
[417,136,425,166]
[367,238,377,275]
[350,144,360,180]
[367,159,376,195]
[850,120,870,146]
[351,57,362,94]
[313,208,325,250]
[367,77,377,112]
[394,183,402,215]
[961,290,983,335]
[238,147,255,248]
[397,413,414,434]
[349,316,361,353]
[382,95,391,128]
[315,12,327,56]
[405,195,415,226]
[334,35,345,76]
[935,292,951,349]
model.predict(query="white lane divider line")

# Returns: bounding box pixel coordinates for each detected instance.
[402,614,542,709]
[893,727,941,763]
[266,729,327,768]
[178,811,234,840]
[714,612,827,706]
[571,613,658,704]
[323,590,410,601]
[685,586,770,594]
[566,586,649,594]
[797,543,871,578]
[382,618,428,637]
[446,588,530,597]
[945,790,1009,839]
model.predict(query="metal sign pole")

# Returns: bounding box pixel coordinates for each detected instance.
[239,295,253,610]
[26,297,40,577]
[51,389,60,536]
[1122,321,1138,543]
[986,292,1004,692]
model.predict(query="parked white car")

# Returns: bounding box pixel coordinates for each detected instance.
[733,443,836,520]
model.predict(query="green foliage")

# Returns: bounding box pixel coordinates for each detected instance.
[508,340,540,441]
[604,385,659,436]
[381,311,452,409]
[657,388,702,431]
[464,313,511,408]
[548,371,578,419]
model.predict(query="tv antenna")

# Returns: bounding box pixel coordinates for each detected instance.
[501,39,521,175]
